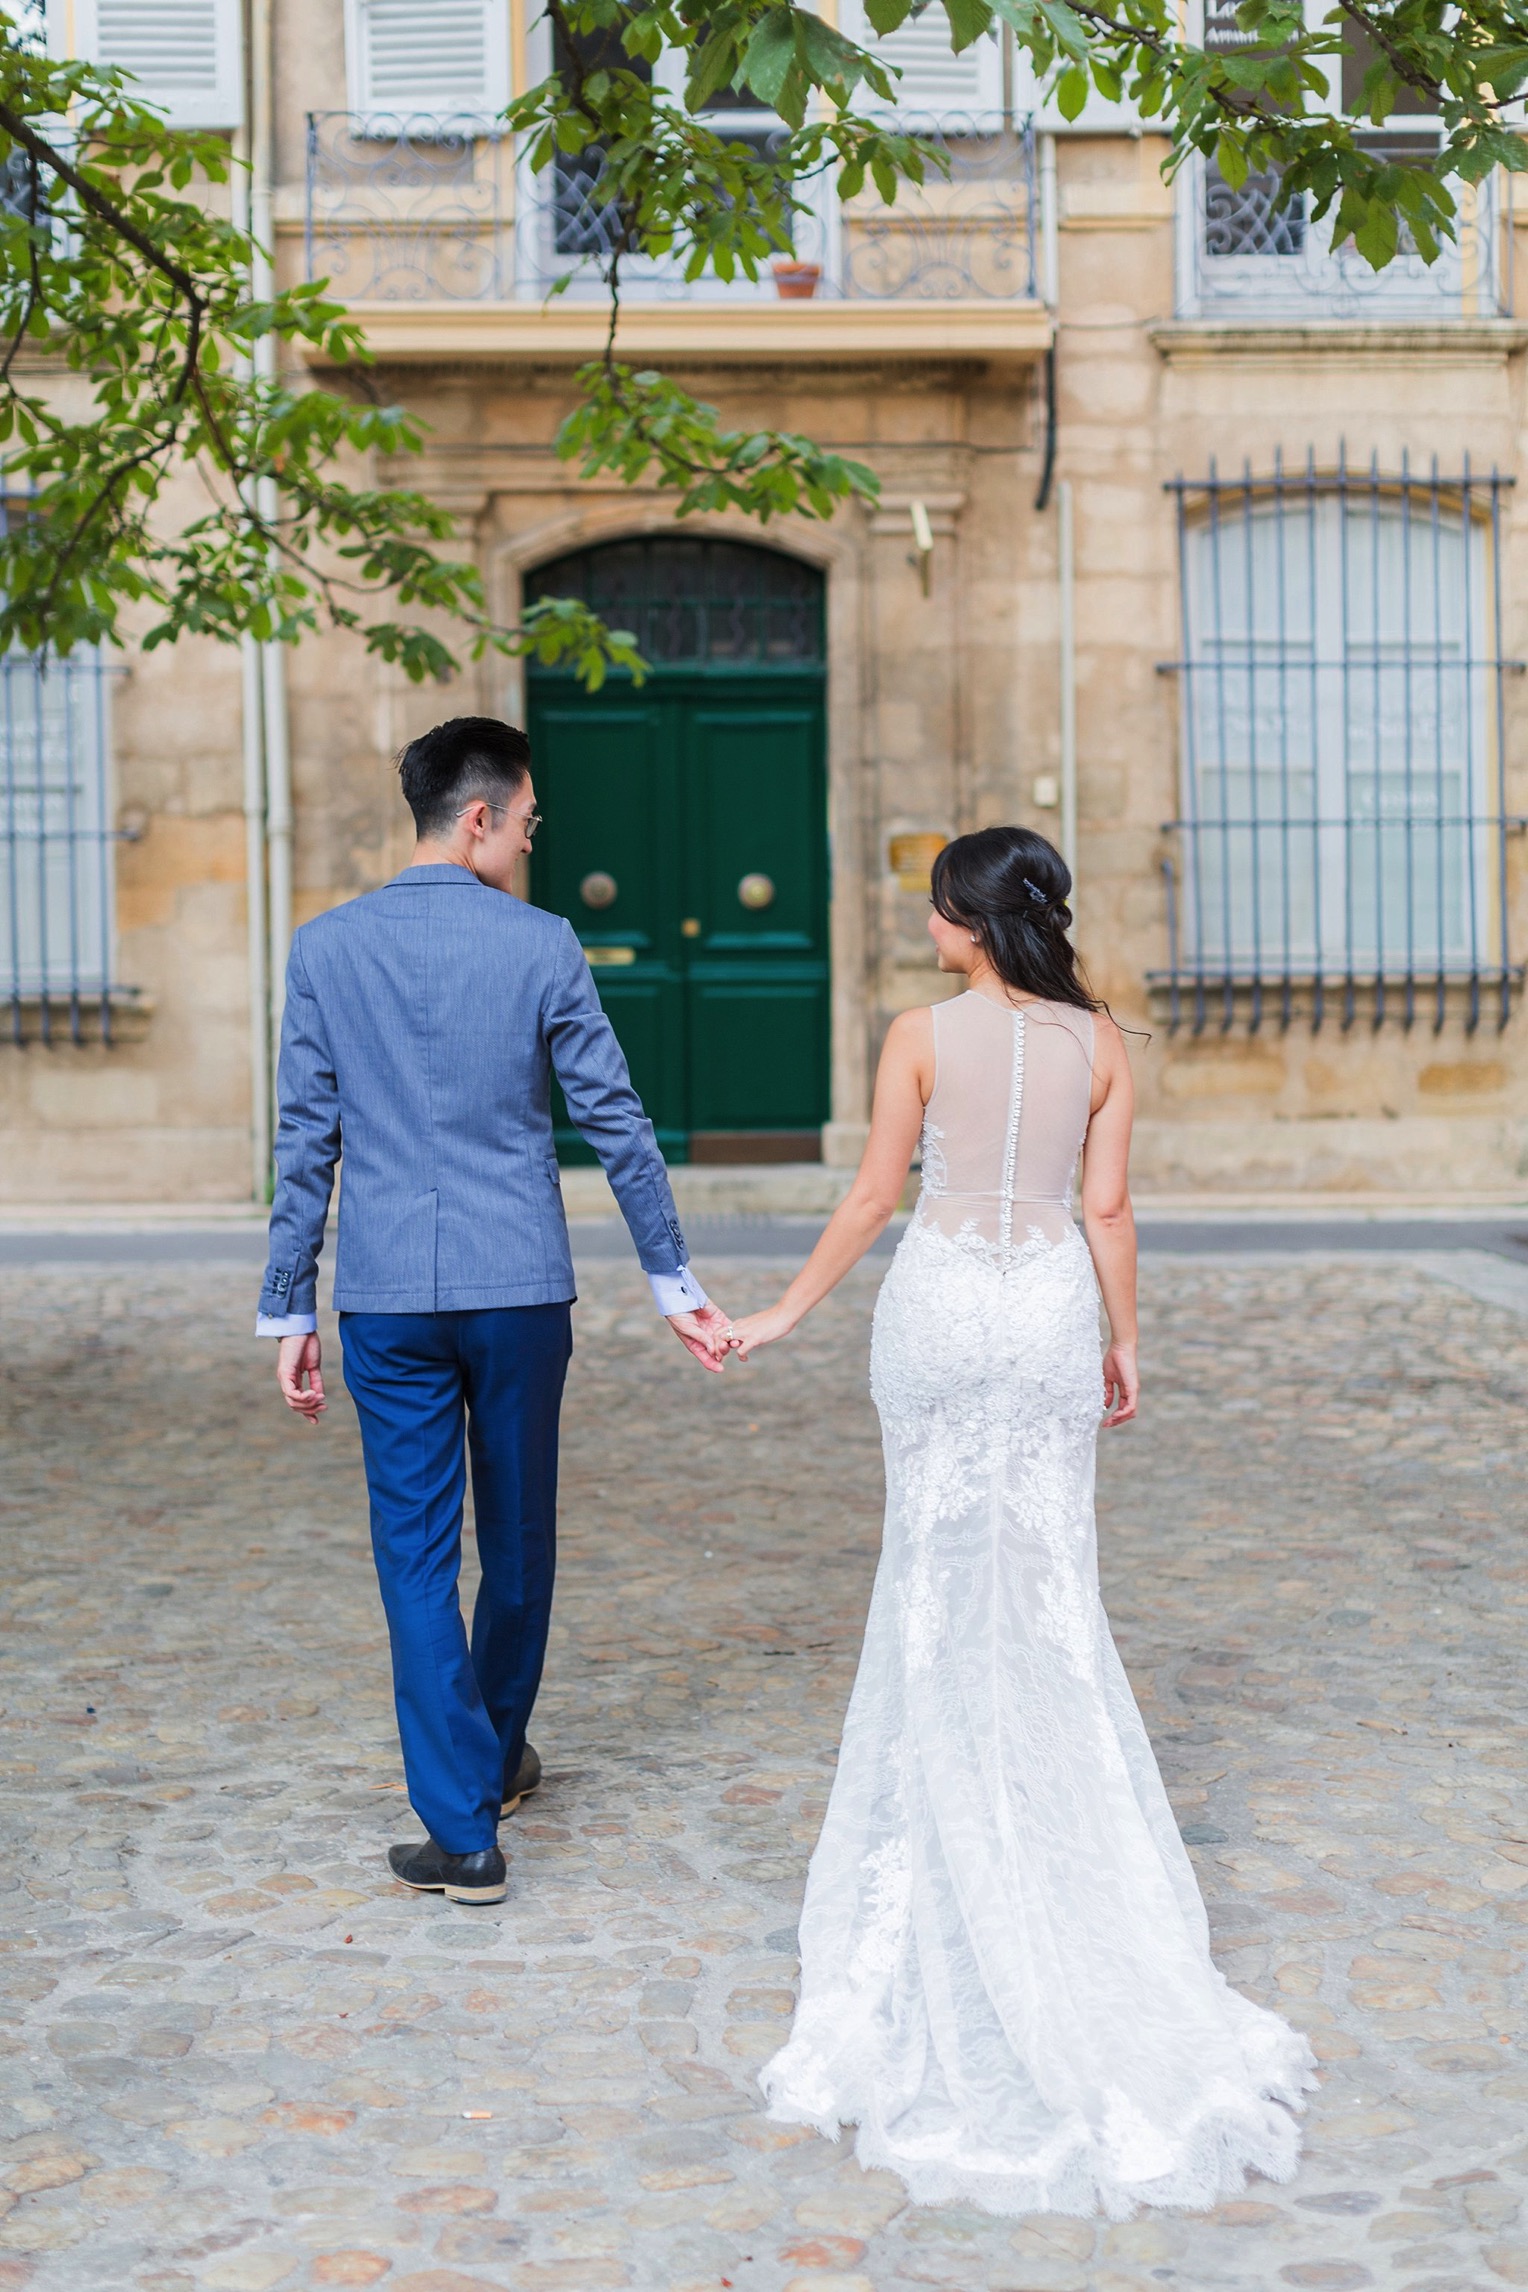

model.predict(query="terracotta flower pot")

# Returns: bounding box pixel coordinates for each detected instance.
[771,259,821,300]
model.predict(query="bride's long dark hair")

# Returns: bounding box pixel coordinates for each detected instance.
[930,826,1100,1013]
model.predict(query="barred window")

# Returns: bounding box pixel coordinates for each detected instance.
[1158,458,1519,1031]
[1,652,118,1043]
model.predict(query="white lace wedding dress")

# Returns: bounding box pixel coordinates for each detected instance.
[759,990,1317,2218]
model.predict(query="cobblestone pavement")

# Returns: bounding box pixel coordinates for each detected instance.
[3,1249,1528,2292]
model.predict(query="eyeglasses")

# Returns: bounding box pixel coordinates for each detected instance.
[457,801,543,839]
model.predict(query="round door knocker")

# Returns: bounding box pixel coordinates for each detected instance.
[737,872,776,911]
[579,870,618,910]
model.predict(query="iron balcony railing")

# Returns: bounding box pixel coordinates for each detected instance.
[1154,451,1524,1035]
[304,110,1038,303]
[0,647,120,1045]
[1177,152,1510,322]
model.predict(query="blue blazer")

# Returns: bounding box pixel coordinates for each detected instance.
[258,865,687,1316]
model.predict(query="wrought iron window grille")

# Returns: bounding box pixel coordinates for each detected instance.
[1154,449,1525,1037]
[525,536,825,669]
[1204,160,1306,260]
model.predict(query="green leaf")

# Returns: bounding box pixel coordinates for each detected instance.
[1034,0,1089,61]
[798,12,877,90]
[1056,63,1088,116]
[941,0,995,53]
[1351,198,1398,270]
[1214,132,1250,190]
[741,9,799,108]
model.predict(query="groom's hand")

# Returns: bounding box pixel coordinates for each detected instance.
[276,1332,327,1423]
[666,1302,731,1374]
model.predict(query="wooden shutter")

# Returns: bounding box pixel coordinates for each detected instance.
[845,2,1001,117]
[51,0,243,129]
[346,0,509,116]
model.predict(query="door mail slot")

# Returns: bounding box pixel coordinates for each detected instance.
[584,945,637,967]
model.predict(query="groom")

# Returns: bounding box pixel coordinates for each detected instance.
[257,716,731,1904]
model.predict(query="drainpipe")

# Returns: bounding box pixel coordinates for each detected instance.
[1039,130,1059,308]
[1037,135,1076,894]
[260,633,292,1054]
[1033,135,1059,510]
[232,67,270,1199]
[241,632,271,1197]
[250,0,293,1064]
[1058,476,1078,894]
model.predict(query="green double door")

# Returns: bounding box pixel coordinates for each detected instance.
[528,671,829,1163]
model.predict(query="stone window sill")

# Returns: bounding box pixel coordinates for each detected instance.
[1151,319,1528,363]
[2,989,155,1047]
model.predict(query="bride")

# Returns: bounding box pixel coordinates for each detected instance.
[727,825,1316,2220]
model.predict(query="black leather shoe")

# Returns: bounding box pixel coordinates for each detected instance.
[388,1838,507,1904]
[502,1742,542,1817]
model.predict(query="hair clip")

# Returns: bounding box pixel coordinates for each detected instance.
[1022,878,1050,908]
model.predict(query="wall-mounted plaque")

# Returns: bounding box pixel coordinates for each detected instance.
[888,832,948,893]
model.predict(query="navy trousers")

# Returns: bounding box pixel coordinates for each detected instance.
[340,1305,572,1854]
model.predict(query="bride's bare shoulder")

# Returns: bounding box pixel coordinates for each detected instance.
[1090,1005,1126,1056]
[883,1004,936,1050]
[879,1004,937,1091]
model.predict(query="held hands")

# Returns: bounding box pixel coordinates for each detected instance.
[276,1331,327,1424]
[1101,1341,1138,1428]
[665,1301,735,1374]
[664,1299,796,1368]
[724,1305,795,1360]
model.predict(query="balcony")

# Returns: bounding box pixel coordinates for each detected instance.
[300,111,1050,366]
[1175,151,1510,324]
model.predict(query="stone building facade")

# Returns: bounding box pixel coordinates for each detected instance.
[8,0,1528,1201]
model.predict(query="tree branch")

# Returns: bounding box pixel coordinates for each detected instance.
[0,98,202,304]
[0,148,44,387]
[1335,0,1451,109]
[0,96,209,413]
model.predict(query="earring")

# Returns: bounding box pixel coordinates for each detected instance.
[970,933,979,943]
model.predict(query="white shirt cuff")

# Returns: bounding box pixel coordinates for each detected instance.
[256,1312,319,1338]
[648,1265,708,1316]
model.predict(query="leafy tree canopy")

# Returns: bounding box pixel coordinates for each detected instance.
[0,0,1516,679]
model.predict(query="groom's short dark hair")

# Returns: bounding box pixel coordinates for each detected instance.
[398,717,531,839]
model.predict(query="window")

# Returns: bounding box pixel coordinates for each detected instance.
[1,650,118,1044]
[50,0,243,129]
[547,16,652,260]
[344,0,509,119]
[524,19,817,295]
[1160,459,1518,1031]
[1199,0,1304,257]
[1178,0,1506,316]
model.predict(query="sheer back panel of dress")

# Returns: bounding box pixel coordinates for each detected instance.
[916,992,1095,1251]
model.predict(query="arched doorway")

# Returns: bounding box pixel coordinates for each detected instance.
[526,536,829,1164]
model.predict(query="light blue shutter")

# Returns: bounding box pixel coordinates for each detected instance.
[845,2,1001,118]
[51,0,244,129]
[348,0,508,117]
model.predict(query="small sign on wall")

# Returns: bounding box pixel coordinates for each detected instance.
[888,832,949,893]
